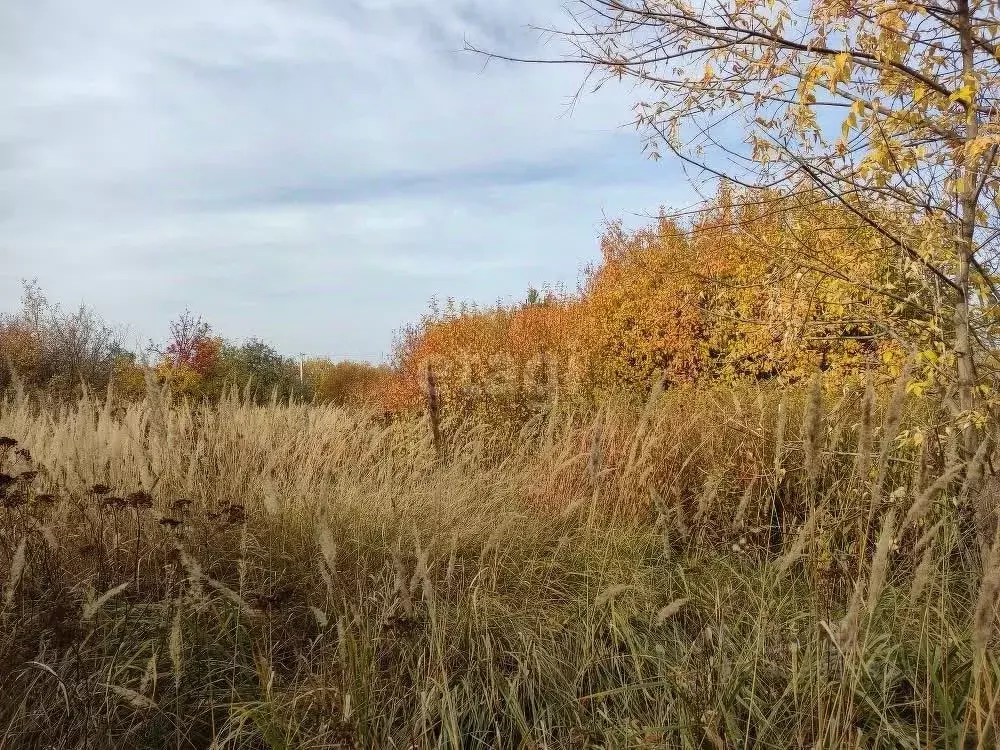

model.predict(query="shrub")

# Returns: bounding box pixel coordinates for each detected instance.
[0,280,127,396]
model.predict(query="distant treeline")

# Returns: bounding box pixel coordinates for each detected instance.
[0,281,389,406]
[3,186,959,413]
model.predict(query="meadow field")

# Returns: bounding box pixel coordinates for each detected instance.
[1,375,998,749]
[5,0,1000,745]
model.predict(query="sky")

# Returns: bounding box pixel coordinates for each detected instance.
[1,0,695,362]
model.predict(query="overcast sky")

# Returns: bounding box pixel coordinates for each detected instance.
[1,0,693,362]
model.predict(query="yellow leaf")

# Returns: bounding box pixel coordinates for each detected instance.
[949,83,975,108]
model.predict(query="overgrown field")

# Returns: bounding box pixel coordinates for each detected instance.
[1,379,999,748]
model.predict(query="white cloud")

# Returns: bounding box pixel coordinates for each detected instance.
[0,0,692,360]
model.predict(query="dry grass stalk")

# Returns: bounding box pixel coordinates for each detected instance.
[205,576,260,619]
[774,507,823,578]
[317,523,338,598]
[587,413,604,488]
[81,582,130,622]
[655,597,689,624]
[168,606,183,691]
[3,536,27,612]
[694,475,721,525]
[309,606,329,628]
[873,356,914,497]
[773,389,788,487]
[837,575,867,656]
[595,583,633,607]
[178,548,206,601]
[732,477,757,530]
[626,370,666,476]
[413,545,434,605]
[802,373,823,482]
[392,544,414,617]
[914,517,946,554]
[425,364,443,458]
[909,541,936,608]
[836,511,898,654]
[960,431,993,499]
[865,508,897,615]
[106,684,158,710]
[973,526,1000,659]
[902,462,966,532]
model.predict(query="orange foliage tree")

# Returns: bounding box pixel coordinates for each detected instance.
[383,187,937,413]
[303,358,394,407]
[576,216,713,392]
[389,294,582,416]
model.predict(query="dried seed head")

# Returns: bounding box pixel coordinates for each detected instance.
[873,356,914,495]
[973,528,1000,660]
[595,583,633,608]
[914,517,946,554]
[732,478,757,530]
[101,497,126,511]
[3,537,27,612]
[773,390,789,485]
[655,597,690,624]
[392,544,414,617]
[775,508,823,577]
[310,606,329,629]
[902,463,964,532]
[317,524,338,583]
[802,374,824,481]
[866,509,897,614]
[168,607,183,690]
[908,541,935,609]
[838,576,866,656]
[960,432,993,499]
[205,577,259,618]
[81,582,130,622]
[125,491,153,509]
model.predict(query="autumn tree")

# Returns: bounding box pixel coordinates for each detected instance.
[163,309,217,374]
[384,188,914,411]
[692,187,930,380]
[572,188,924,388]
[475,0,1000,448]
[1,280,126,394]
[390,294,582,416]
[578,216,708,390]
[154,310,221,398]
[302,358,392,406]
[214,339,307,403]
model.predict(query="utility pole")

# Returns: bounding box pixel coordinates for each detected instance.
[298,353,305,384]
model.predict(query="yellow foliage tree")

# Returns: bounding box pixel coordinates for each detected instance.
[576,216,709,392]
[695,189,930,382]
[488,0,1000,447]
[386,187,939,412]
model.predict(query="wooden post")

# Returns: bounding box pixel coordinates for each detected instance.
[425,364,442,459]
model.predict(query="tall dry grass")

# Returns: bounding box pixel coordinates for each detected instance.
[0,376,998,748]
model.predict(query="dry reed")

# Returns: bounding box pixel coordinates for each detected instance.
[0,381,996,749]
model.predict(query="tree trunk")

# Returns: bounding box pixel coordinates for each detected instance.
[954,256,976,451]
[955,0,979,458]
[955,0,990,555]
